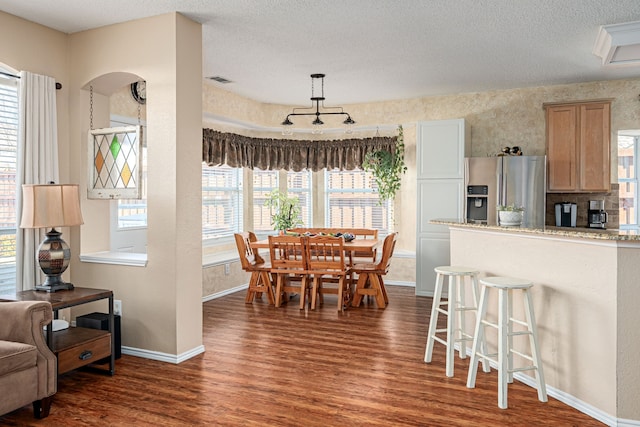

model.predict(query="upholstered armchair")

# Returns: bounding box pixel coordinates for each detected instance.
[0,301,57,418]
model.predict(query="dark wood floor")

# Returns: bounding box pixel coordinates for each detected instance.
[1,286,603,426]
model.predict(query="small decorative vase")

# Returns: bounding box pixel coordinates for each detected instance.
[498,210,523,226]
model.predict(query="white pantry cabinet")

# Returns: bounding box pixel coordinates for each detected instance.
[415,119,469,296]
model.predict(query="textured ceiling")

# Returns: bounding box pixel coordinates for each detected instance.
[2,0,640,106]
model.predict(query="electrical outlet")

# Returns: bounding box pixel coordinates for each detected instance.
[224,263,230,275]
[114,300,122,316]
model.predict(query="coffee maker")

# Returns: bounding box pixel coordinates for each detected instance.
[588,200,608,229]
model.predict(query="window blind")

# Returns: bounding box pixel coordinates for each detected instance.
[0,78,18,293]
[287,170,312,227]
[325,169,390,235]
[117,145,147,228]
[618,134,637,228]
[252,169,278,232]
[202,165,243,240]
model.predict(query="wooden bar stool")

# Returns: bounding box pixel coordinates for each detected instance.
[424,266,488,377]
[466,276,548,409]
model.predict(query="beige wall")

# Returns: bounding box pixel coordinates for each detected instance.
[68,12,203,357]
[0,11,70,179]
[450,227,640,421]
[0,10,205,358]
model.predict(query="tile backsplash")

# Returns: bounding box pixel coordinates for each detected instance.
[545,184,619,228]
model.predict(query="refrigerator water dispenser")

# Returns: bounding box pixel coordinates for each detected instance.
[466,185,488,223]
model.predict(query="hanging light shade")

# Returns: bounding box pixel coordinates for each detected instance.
[281,74,355,130]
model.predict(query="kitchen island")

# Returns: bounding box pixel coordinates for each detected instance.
[430,219,640,425]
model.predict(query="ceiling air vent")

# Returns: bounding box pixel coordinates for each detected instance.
[206,76,233,84]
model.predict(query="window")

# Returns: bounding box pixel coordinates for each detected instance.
[202,165,243,241]
[252,169,278,233]
[618,131,638,229]
[325,169,391,234]
[111,117,147,229]
[0,76,18,293]
[117,145,147,228]
[252,169,312,233]
[287,170,312,227]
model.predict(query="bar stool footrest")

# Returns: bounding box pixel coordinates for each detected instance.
[510,318,529,328]
[481,319,498,329]
[510,349,534,362]
[432,336,448,347]
[510,365,537,374]
[509,330,532,337]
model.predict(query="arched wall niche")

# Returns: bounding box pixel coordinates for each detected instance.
[82,71,148,254]
[82,71,143,96]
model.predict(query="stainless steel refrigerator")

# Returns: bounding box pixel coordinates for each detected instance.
[464,156,546,228]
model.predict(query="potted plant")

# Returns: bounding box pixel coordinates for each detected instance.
[264,189,303,232]
[363,125,407,203]
[497,204,525,226]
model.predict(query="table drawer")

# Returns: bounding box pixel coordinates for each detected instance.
[56,330,111,375]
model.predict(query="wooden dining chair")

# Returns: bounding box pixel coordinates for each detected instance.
[305,236,351,312]
[234,232,275,305]
[268,235,310,309]
[344,228,379,263]
[350,232,397,308]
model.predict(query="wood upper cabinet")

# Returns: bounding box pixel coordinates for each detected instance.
[545,100,611,193]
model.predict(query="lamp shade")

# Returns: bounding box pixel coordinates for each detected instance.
[20,184,84,229]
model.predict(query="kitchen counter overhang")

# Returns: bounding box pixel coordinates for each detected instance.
[430,218,640,241]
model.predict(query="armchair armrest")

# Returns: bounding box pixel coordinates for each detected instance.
[0,301,57,399]
[0,301,52,343]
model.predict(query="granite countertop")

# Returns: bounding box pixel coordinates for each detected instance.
[430,218,640,241]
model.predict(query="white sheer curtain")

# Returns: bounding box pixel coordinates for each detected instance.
[16,71,59,291]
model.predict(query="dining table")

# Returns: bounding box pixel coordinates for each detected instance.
[250,236,380,260]
[251,235,381,270]
[251,235,381,310]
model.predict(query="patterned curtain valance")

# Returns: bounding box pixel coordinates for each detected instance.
[202,129,397,172]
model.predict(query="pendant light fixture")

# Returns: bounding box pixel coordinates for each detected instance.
[281,74,355,134]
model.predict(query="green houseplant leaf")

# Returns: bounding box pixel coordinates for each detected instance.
[363,125,407,202]
[264,189,304,231]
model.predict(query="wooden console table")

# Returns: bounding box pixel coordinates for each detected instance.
[0,287,116,377]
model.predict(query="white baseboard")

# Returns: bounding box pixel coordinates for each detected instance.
[384,280,415,287]
[122,344,205,364]
[202,284,248,302]
[451,343,634,426]
[617,418,640,427]
[203,281,415,303]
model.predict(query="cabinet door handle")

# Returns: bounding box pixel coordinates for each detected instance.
[79,351,93,361]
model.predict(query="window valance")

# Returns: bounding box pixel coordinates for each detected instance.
[202,129,397,172]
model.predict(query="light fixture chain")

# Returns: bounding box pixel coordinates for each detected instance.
[137,102,141,125]
[89,85,94,130]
